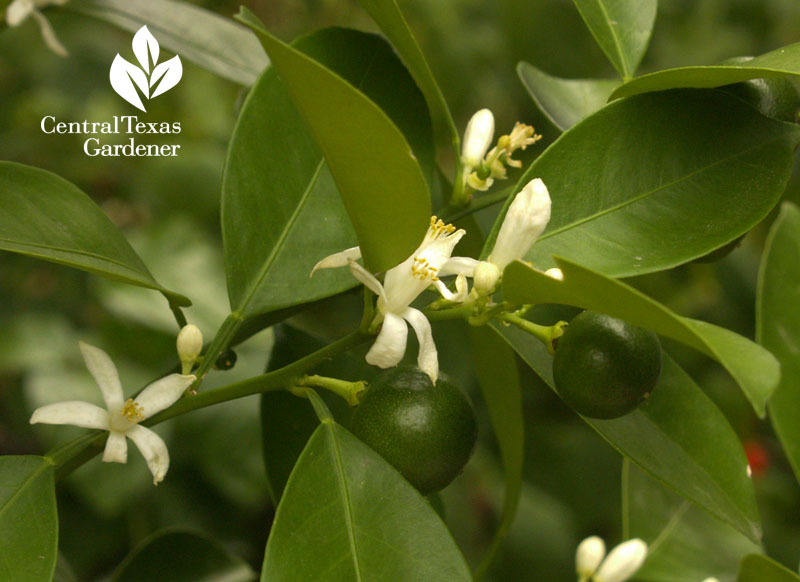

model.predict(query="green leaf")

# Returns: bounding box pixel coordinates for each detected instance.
[469,326,525,579]
[262,421,472,581]
[623,460,761,582]
[572,0,657,78]
[757,202,800,483]
[738,555,800,582]
[502,259,778,417]
[69,0,268,85]
[223,27,433,317]
[0,456,58,582]
[0,162,189,306]
[495,324,761,543]
[237,8,432,273]
[611,41,800,100]
[354,0,459,152]
[517,62,620,131]
[112,529,256,582]
[496,89,800,277]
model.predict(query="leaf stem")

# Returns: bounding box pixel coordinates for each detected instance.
[499,313,567,354]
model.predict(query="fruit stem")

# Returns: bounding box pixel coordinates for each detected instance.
[500,313,567,355]
[294,375,368,407]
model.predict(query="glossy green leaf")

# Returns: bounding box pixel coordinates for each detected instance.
[237,8,431,273]
[469,326,524,579]
[262,420,471,581]
[0,162,189,306]
[495,324,761,543]
[503,259,778,417]
[497,90,800,278]
[69,0,267,85]
[517,62,620,131]
[738,555,800,582]
[0,456,58,582]
[355,0,458,151]
[612,41,800,100]
[572,0,657,78]
[223,27,433,317]
[112,530,256,582]
[757,202,800,483]
[624,460,761,582]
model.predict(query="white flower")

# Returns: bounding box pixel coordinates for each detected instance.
[29,342,195,484]
[489,177,551,270]
[312,217,473,383]
[593,538,648,582]
[461,109,495,168]
[177,324,203,375]
[5,0,69,57]
[576,535,606,578]
[466,178,553,295]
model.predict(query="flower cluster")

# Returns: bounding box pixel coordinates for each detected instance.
[576,536,647,582]
[313,175,561,383]
[461,109,542,192]
[29,324,203,484]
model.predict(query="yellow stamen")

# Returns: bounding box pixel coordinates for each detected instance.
[120,399,145,423]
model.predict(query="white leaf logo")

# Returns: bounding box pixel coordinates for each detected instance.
[109,25,182,112]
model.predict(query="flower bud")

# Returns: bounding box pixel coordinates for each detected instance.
[177,324,203,375]
[461,109,495,168]
[594,539,647,582]
[575,535,606,578]
[473,261,501,296]
[701,578,720,582]
[488,178,551,270]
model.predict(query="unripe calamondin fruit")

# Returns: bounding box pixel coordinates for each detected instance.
[350,366,477,494]
[553,311,662,419]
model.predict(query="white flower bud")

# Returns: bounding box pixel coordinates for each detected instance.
[177,324,203,375]
[461,109,495,168]
[473,261,501,296]
[488,178,551,270]
[594,539,647,582]
[575,535,606,578]
[701,578,720,582]
[544,267,564,281]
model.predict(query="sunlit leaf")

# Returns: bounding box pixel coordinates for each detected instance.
[738,554,800,582]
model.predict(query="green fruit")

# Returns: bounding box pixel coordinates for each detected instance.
[350,366,477,494]
[552,311,662,419]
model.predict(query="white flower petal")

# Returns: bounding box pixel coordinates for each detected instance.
[102,431,128,464]
[347,260,388,304]
[5,0,34,26]
[576,536,606,577]
[439,256,479,278]
[594,539,647,582]
[30,9,68,57]
[365,312,408,369]
[402,308,438,384]
[126,424,170,485]
[461,108,495,167]
[544,267,564,281]
[489,178,551,270]
[135,374,195,419]
[310,246,362,276]
[79,341,124,411]
[433,273,468,303]
[30,401,109,430]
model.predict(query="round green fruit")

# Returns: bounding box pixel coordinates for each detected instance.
[552,311,662,419]
[350,366,477,494]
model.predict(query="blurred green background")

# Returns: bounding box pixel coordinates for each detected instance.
[2,1,800,580]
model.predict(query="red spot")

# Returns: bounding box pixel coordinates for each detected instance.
[744,440,769,477]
